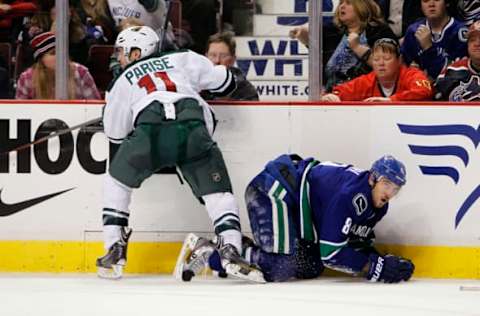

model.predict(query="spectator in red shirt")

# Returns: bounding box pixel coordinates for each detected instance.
[322,38,433,102]
[0,0,37,43]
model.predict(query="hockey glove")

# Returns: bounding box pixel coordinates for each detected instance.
[366,254,414,283]
[294,239,324,279]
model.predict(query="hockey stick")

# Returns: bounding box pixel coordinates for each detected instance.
[460,286,480,291]
[158,0,173,52]
[0,116,102,156]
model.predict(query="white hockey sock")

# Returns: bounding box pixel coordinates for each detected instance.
[202,192,242,253]
[103,173,132,212]
[104,225,122,250]
[219,229,242,253]
[244,245,252,263]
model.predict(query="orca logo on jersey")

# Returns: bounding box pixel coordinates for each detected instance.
[398,123,480,228]
[352,193,367,216]
[458,27,469,43]
[449,76,480,102]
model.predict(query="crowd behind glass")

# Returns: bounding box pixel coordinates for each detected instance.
[0,0,479,102]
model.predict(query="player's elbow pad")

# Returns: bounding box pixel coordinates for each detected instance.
[209,69,237,97]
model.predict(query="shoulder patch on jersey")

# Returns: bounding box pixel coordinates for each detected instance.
[352,193,368,216]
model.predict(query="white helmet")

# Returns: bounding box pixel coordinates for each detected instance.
[115,26,159,62]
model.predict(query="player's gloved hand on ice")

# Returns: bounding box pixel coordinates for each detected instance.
[366,254,414,283]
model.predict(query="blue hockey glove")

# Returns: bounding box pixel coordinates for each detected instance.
[366,254,414,283]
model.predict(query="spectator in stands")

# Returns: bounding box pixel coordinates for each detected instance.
[50,4,91,65]
[321,0,397,91]
[0,0,37,44]
[435,20,480,101]
[20,1,91,66]
[24,5,51,40]
[454,0,480,26]
[16,32,101,100]
[375,0,423,39]
[107,0,178,51]
[182,0,218,54]
[203,31,258,101]
[107,0,166,33]
[289,26,309,47]
[75,0,116,44]
[401,0,468,79]
[322,38,433,102]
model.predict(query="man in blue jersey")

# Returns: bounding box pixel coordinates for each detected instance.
[401,0,468,79]
[176,154,415,283]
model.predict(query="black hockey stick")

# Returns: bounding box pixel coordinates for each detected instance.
[0,116,102,156]
[158,0,173,52]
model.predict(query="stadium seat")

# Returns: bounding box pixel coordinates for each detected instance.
[0,42,12,77]
[87,44,114,97]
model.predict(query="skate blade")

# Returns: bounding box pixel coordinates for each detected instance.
[173,233,200,281]
[225,263,266,284]
[97,264,124,280]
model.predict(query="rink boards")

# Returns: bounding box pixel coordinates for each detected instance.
[0,101,479,278]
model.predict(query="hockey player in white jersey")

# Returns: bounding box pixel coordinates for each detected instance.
[97,25,264,283]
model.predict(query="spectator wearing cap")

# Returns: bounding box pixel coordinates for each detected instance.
[454,0,480,27]
[16,32,101,100]
[435,20,480,101]
[401,0,468,79]
[322,38,433,102]
[203,31,259,101]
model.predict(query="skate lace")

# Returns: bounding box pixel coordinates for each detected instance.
[220,244,244,264]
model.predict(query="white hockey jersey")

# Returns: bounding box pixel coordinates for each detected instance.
[103,50,235,143]
[107,0,166,31]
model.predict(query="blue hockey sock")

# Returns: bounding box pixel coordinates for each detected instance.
[208,250,226,274]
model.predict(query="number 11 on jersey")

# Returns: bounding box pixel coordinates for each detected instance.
[138,71,177,94]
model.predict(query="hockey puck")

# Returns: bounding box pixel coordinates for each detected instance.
[182,270,195,282]
[218,270,228,278]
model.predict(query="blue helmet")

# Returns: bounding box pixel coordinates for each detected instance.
[370,155,407,186]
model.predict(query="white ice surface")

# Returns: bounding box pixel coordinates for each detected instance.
[0,274,479,316]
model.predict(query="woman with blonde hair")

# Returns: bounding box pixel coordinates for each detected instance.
[324,0,397,91]
[16,32,101,100]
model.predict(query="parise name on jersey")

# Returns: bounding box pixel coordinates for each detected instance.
[124,57,174,85]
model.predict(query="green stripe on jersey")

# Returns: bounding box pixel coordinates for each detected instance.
[268,181,290,254]
[320,240,347,260]
[300,160,318,242]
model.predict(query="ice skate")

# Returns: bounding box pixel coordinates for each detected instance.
[217,239,265,284]
[174,233,216,281]
[96,228,132,279]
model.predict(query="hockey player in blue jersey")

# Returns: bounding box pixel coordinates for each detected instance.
[176,154,414,283]
[401,0,468,79]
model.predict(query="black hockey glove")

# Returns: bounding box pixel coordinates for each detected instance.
[366,254,414,283]
[294,239,324,279]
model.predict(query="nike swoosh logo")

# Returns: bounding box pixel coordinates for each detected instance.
[0,188,74,217]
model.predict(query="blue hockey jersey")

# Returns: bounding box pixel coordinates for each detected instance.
[401,17,468,78]
[306,162,388,274]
